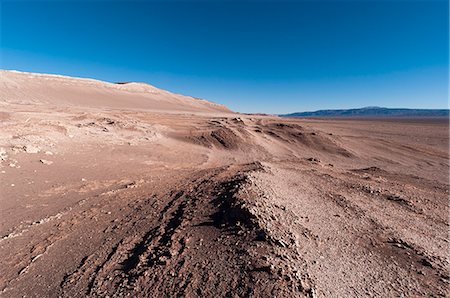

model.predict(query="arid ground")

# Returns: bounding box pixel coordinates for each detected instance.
[0,71,448,297]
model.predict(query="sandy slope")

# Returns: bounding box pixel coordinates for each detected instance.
[0,70,230,113]
[0,71,448,297]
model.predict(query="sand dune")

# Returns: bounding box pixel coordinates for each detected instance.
[0,70,230,113]
[0,71,448,297]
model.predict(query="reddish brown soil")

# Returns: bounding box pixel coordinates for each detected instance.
[0,71,448,297]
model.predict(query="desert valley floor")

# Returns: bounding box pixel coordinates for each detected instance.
[0,71,449,297]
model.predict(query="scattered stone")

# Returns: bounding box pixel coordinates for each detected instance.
[125,182,137,188]
[104,118,115,125]
[40,159,53,165]
[276,239,288,248]
[44,151,53,155]
[157,256,168,265]
[0,147,7,161]
[307,157,320,163]
[24,145,40,154]
[81,178,87,182]
[420,258,433,268]
[308,288,317,298]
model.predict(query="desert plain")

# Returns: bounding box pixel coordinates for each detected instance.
[0,70,448,297]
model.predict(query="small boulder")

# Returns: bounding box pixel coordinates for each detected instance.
[307,157,320,163]
[0,148,7,161]
[40,159,53,165]
[24,145,40,154]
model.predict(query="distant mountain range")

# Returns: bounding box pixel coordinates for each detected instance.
[281,107,449,118]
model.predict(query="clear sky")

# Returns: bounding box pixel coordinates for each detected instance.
[1,0,448,114]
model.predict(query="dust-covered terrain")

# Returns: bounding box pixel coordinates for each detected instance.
[0,71,448,297]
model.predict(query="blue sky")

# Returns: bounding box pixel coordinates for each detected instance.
[1,0,448,113]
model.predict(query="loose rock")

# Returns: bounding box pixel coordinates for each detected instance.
[24,145,41,154]
[40,159,53,165]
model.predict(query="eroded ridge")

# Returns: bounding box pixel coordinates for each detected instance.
[53,163,314,297]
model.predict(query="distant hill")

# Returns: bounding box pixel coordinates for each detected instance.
[0,70,231,114]
[281,107,449,118]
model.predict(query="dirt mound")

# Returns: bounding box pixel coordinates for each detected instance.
[351,166,386,174]
[56,163,312,297]
[185,127,242,150]
[260,122,353,157]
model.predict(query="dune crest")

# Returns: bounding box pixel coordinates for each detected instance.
[0,70,231,113]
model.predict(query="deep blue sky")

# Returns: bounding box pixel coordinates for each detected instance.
[1,0,448,113]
